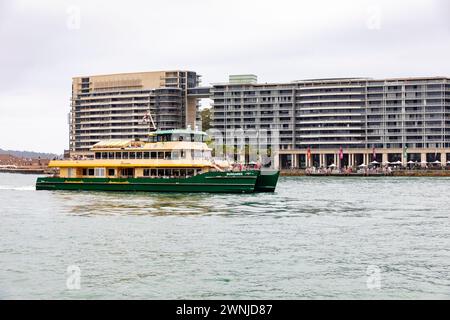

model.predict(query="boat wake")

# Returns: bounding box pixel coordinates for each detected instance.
[0,185,35,191]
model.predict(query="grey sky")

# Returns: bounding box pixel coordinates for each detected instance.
[0,0,449,153]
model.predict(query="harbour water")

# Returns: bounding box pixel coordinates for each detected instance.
[0,172,449,299]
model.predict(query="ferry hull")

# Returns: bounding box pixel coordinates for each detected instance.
[35,171,277,193]
[255,170,280,192]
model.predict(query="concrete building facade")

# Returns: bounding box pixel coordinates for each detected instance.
[210,76,450,169]
[70,70,200,154]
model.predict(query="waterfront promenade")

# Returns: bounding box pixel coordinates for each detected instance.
[281,166,450,177]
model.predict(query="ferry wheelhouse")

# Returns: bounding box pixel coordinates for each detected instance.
[36,129,279,193]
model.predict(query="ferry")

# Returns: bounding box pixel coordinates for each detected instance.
[36,129,279,193]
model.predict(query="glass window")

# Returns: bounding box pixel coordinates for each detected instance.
[150,169,157,176]
[194,134,202,142]
[151,152,157,159]
[116,152,122,159]
[88,168,95,176]
[194,150,202,159]
[121,168,134,177]
[94,168,105,177]
[143,152,150,159]
[143,169,150,176]
[101,152,108,159]
[108,152,114,159]
[158,152,164,159]
[165,152,171,160]
[129,152,136,159]
[95,152,101,159]
[108,168,115,176]
[136,152,143,159]
[122,152,129,159]
[186,169,194,177]
[171,151,179,160]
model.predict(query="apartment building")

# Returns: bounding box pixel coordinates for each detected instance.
[210,76,450,169]
[70,70,200,154]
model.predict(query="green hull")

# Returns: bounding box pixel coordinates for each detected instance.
[255,170,280,192]
[36,170,279,193]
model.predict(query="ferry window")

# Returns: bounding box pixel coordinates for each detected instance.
[172,134,179,141]
[150,169,157,176]
[122,152,129,159]
[130,152,136,159]
[194,134,202,142]
[158,152,164,159]
[108,169,115,176]
[165,152,171,160]
[101,152,108,159]
[108,152,115,159]
[82,169,87,176]
[190,134,194,142]
[69,168,77,178]
[164,169,172,177]
[151,152,157,159]
[143,152,150,159]
[143,169,150,176]
[95,152,101,159]
[94,168,105,177]
[173,169,180,177]
[121,168,134,177]
[136,152,143,159]
[116,152,122,159]
[88,168,95,176]
[191,149,194,159]
[171,151,180,160]
[181,150,185,158]
[186,169,194,177]
[194,150,202,159]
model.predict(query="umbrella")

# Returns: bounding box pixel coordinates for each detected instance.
[407,160,416,164]
[371,161,380,164]
[329,164,336,167]
[393,160,402,165]
[433,160,441,164]
[358,164,367,167]
[447,161,450,164]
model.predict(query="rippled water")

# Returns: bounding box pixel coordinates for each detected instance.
[0,172,449,299]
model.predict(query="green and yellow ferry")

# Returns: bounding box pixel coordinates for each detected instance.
[36,129,279,193]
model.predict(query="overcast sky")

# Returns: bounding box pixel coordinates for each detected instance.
[0,0,449,153]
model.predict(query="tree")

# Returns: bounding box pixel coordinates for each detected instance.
[200,108,211,131]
